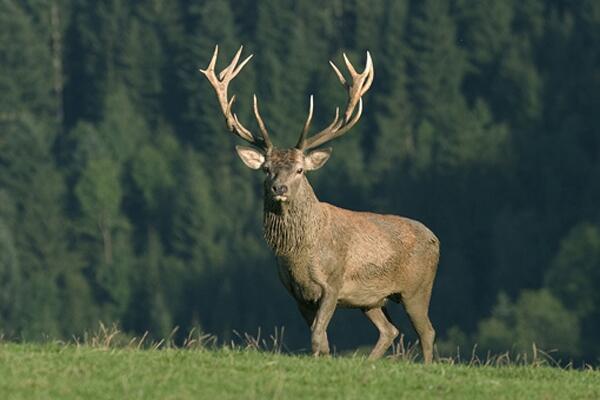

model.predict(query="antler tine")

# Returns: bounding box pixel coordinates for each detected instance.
[305,100,363,150]
[199,45,219,75]
[300,52,374,151]
[232,54,253,78]
[233,113,254,141]
[341,52,371,122]
[361,51,374,96]
[199,45,272,151]
[218,45,241,79]
[295,95,314,149]
[219,46,254,80]
[253,95,272,150]
[342,53,358,77]
[224,94,237,130]
[325,107,342,133]
[329,61,346,86]
[225,95,253,142]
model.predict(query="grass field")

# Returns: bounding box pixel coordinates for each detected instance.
[0,343,599,400]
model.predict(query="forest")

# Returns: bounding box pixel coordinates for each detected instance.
[1,0,599,363]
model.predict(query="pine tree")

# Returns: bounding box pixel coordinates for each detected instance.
[408,0,468,168]
[370,0,413,177]
[75,158,122,265]
[254,0,304,136]
[0,214,21,336]
[68,86,149,324]
[124,229,172,337]
[169,150,221,267]
[0,115,83,338]
[175,0,242,153]
[65,0,122,121]
[0,1,54,118]
[167,149,224,332]
[121,1,169,127]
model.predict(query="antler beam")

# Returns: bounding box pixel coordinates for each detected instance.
[296,51,374,151]
[199,45,273,151]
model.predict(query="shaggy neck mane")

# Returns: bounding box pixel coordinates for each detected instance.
[263,178,322,256]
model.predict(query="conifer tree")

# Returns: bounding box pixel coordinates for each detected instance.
[176,0,241,153]
[0,214,21,335]
[0,1,54,118]
[370,0,413,177]
[0,115,81,338]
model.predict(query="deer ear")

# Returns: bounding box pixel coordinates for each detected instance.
[235,145,265,170]
[305,148,332,171]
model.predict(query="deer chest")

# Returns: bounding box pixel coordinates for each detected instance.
[276,257,323,303]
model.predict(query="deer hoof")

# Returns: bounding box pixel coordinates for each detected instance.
[311,334,330,356]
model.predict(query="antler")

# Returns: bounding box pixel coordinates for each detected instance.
[199,45,273,152]
[296,51,374,151]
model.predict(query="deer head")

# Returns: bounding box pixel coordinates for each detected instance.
[200,45,374,203]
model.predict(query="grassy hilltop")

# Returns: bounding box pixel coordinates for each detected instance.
[1,343,598,400]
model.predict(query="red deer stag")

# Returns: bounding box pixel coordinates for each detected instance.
[200,46,440,362]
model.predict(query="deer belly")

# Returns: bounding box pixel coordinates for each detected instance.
[338,280,391,309]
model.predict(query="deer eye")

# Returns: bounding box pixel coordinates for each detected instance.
[296,168,303,174]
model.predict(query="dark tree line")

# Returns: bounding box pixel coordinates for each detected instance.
[1,0,599,363]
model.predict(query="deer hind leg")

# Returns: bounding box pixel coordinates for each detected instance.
[403,292,435,364]
[363,307,399,360]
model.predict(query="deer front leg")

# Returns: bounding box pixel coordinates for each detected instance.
[311,286,337,356]
[298,303,329,354]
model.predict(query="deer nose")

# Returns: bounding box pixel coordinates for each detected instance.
[271,184,288,195]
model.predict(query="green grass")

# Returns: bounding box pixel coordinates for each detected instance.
[0,343,598,400]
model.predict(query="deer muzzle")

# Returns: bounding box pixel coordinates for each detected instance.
[271,184,288,201]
